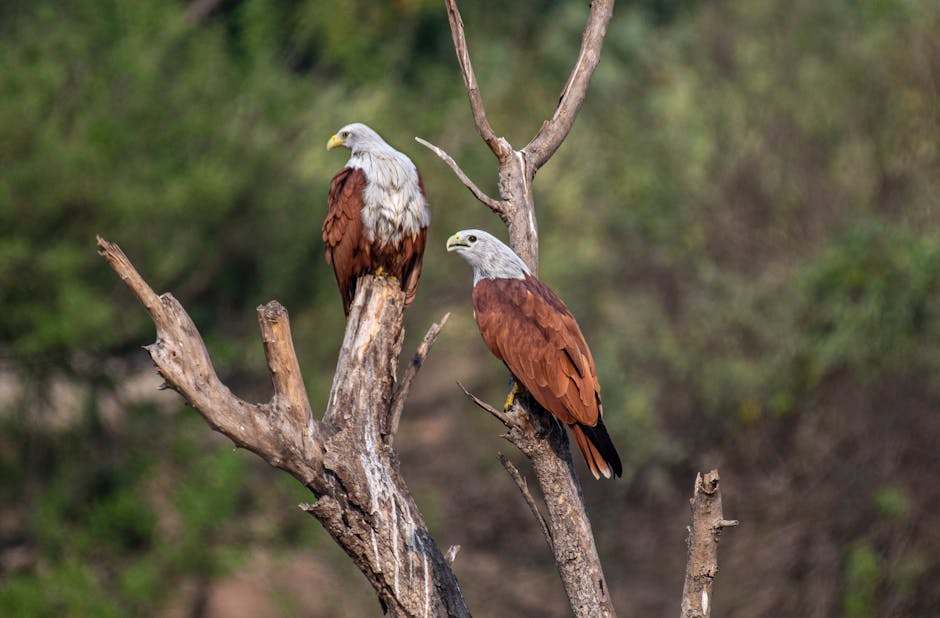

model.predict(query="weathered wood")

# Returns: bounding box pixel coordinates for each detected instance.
[97,236,468,617]
[680,470,738,618]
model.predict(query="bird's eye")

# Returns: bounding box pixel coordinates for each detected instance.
[468,235,477,242]
[341,130,350,138]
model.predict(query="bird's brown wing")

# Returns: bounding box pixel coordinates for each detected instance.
[472,275,600,427]
[399,174,429,307]
[323,167,369,315]
[473,275,622,478]
[473,275,621,479]
[399,228,427,307]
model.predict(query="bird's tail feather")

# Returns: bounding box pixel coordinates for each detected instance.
[574,419,623,479]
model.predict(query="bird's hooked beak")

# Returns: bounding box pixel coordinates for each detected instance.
[326,134,345,150]
[446,233,469,252]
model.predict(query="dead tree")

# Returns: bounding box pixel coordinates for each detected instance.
[416,0,618,614]
[98,237,464,616]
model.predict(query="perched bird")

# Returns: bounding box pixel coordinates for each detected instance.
[447,229,622,479]
[324,123,430,315]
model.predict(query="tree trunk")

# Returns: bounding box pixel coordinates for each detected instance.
[97,238,468,616]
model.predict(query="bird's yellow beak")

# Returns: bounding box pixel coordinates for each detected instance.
[326,134,344,150]
[446,233,468,251]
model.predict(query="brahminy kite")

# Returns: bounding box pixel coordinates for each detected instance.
[324,123,430,315]
[447,229,623,479]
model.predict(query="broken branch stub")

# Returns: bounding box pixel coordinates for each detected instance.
[681,470,738,618]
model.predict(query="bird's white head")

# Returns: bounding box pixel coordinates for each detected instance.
[326,122,393,155]
[446,229,530,285]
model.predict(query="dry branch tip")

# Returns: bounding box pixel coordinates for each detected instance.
[442,0,505,158]
[415,137,505,213]
[456,381,512,426]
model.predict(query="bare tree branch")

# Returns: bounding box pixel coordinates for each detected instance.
[681,470,738,618]
[456,381,513,426]
[259,301,316,441]
[503,393,615,617]
[388,312,451,440]
[524,0,615,171]
[498,453,553,552]
[434,2,620,615]
[443,0,511,160]
[414,137,506,215]
[457,387,616,616]
[97,236,317,476]
[98,236,470,617]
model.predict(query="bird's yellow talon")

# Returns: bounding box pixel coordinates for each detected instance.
[503,384,520,411]
[372,266,399,281]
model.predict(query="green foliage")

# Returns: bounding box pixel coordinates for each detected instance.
[843,542,880,618]
[540,0,940,437]
[0,400,271,615]
[0,0,326,372]
[796,223,940,381]
[873,486,910,522]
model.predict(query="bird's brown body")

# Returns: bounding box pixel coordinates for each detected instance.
[472,274,622,479]
[324,167,427,314]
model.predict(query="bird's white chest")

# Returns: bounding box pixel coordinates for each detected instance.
[349,153,429,245]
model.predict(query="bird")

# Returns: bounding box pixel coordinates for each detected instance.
[324,122,430,315]
[447,229,623,479]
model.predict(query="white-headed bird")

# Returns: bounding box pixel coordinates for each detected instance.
[324,123,430,315]
[448,229,622,479]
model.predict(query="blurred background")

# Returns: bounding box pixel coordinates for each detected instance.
[1,0,939,615]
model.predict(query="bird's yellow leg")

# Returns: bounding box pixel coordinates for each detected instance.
[503,382,520,411]
[373,266,399,281]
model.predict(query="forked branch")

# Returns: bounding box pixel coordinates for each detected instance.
[424,1,619,615]
[97,236,318,478]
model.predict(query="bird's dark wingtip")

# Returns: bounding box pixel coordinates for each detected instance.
[580,418,623,478]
